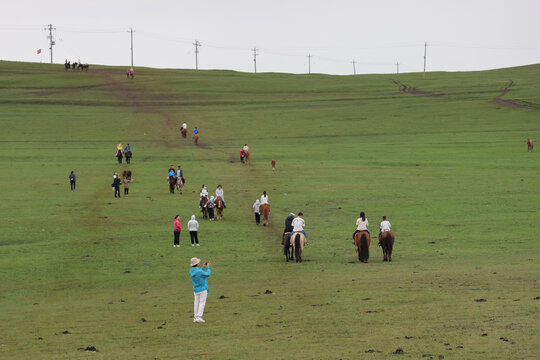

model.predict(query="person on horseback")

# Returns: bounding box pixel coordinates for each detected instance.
[124,143,132,164]
[117,142,123,151]
[176,165,184,183]
[124,143,131,152]
[182,122,187,130]
[291,212,307,240]
[215,185,226,208]
[194,127,199,135]
[379,216,391,245]
[199,184,208,208]
[243,144,249,152]
[260,191,268,205]
[353,211,369,241]
[284,213,294,234]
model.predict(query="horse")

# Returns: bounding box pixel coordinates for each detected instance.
[181,127,187,138]
[379,231,395,262]
[78,63,89,71]
[122,170,132,179]
[259,203,270,226]
[200,196,208,219]
[168,176,176,194]
[71,62,77,70]
[244,150,250,164]
[271,159,276,171]
[291,232,307,263]
[527,138,534,152]
[64,61,70,71]
[216,197,224,220]
[125,150,132,164]
[194,133,199,144]
[175,177,184,194]
[116,149,123,164]
[354,230,371,263]
[283,232,294,262]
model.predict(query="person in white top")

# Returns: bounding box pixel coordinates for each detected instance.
[252,199,261,225]
[243,144,249,152]
[379,215,391,244]
[291,212,307,239]
[187,215,200,246]
[352,211,369,240]
[199,184,208,208]
[182,123,187,129]
[215,185,226,207]
[260,191,268,204]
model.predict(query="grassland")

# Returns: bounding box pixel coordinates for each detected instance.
[0,60,539,359]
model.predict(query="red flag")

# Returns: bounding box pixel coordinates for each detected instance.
[37,49,41,54]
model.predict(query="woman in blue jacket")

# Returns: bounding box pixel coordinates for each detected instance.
[189,257,211,323]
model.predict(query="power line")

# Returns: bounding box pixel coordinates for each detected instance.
[193,40,201,70]
[128,28,135,67]
[44,24,56,64]
[252,47,258,73]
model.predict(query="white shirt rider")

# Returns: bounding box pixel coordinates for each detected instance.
[243,145,249,152]
[200,186,208,198]
[182,123,187,129]
[380,220,391,232]
[260,193,268,204]
[292,217,305,232]
[356,218,368,231]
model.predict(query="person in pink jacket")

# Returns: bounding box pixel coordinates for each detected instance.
[173,215,182,247]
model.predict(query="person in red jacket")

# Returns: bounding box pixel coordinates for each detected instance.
[173,215,182,247]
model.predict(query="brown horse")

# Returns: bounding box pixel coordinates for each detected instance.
[354,231,371,263]
[181,127,187,138]
[200,196,208,219]
[194,133,199,144]
[379,231,395,262]
[291,232,307,262]
[259,203,270,226]
[244,150,250,164]
[271,159,276,171]
[168,176,177,194]
[527,138,534,152]
[216,197,224,220]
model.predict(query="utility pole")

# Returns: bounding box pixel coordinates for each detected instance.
[423,41,427,79]
[252,47,258,73]
[307,54,312,74]
[128,28,135,68]
[45,24,56,64]
[396,61,400,74]
[193,40,201,70]
[352,59,356,75]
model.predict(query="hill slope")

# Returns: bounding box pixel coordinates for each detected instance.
[0,61,539,359]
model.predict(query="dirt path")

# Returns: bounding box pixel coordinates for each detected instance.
[492,80,540,111]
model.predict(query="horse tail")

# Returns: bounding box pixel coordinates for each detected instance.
[294,234,301,262]
[361,233,369,262]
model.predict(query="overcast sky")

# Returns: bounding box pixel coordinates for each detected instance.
[1,0,539,75]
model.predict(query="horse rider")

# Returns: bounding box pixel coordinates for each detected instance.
[124,143,131,152]
[168,165,176,177]
[284,213,295,234]
[260,190,268,205]
[177,165,184,184]
[379,216,391,245]
[291,212,307,241]
[243,144,249,153]
[182,122,187,130]
[215,185,226,208]
[199,184,208,208]
[194,127,199,136]
[117,142,123,151]
[353,211,369,241]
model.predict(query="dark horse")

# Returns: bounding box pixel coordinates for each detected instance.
[78,63,90,71]
[200,196,208,219]
[125,150,132,164]
[283,232,293,262]
[64,61,71,71]
[379,231,395,262]
[354,230,370,263]
[168,176,176,194]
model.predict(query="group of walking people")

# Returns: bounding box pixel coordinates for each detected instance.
[115,143,132,164]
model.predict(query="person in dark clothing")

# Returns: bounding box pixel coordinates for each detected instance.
[112,173,121,198]
[284,213,295,234]
[116,149,123,164]
[69,171,76,190]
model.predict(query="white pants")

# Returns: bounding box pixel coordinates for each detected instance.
[193,290,208,320]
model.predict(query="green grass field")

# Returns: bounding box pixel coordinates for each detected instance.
[0,60,539,359]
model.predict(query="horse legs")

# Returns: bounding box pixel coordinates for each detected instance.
[361,234,369,263]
